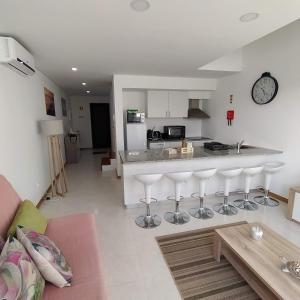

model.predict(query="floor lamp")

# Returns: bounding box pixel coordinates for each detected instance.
[41,119,68,198]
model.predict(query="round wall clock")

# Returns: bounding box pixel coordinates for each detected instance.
[251,72,279,105]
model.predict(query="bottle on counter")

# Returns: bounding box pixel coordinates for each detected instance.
[182,139,187,148]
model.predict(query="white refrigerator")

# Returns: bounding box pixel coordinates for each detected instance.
[126,123,147,151]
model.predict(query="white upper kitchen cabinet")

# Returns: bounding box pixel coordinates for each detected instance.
[147,90,188,118]
[147,90,169,118]
[168,91,188,118]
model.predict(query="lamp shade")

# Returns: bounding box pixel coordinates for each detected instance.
[40,119,64,136]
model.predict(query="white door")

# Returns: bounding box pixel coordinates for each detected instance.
[147,90,169,118]
[168,91,188,118]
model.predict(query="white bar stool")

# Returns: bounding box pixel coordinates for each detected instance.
[214,168,243,216]
[233,166,263,210]
[254,162,285,207]
[189,168,217,219]
[164,171,193,225]
[135,173,163,229]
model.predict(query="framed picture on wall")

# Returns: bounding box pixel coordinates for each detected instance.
[61,97,67,117]
[44,87,56,116]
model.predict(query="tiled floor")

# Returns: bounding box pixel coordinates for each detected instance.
[40,150,300,300]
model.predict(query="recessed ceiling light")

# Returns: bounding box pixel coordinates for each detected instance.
[130,0,150,12]
[82,82,87,86]
[240,12,259,22]
[86,90,91,94]
[71,67,78,71]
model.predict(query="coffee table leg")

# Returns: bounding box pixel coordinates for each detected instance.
[213,235,222,262]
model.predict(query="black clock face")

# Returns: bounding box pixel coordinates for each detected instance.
[251,72,278,105]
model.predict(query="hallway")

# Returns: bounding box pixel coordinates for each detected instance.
[40,150,300,300]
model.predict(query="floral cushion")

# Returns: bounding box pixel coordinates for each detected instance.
[16,227,72,288]
[0,237,44,300]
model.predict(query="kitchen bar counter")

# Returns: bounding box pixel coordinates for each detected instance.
[120,146,282,164]
[120,146,283,207]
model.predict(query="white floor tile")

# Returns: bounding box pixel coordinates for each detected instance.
[107,281,147,300]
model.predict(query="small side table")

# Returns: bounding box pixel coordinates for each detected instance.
[288,186,300,224]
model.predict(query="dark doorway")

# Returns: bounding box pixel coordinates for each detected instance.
[90,103,111,148]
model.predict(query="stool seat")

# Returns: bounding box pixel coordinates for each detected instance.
[134,173,163,229]
[214,167,243,216]
[164,171,192,225]
[263,161,284,173]
[193,168,217,179]
[189,168,217,220]
[166,171,193,182]
[243,166,264,176]
[219,168,243,178]
[254,161,285,207]
[136,173,163,185]
[233,166,263,211]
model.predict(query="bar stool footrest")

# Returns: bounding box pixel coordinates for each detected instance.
[138,197,158,204]
[167,195,184,202]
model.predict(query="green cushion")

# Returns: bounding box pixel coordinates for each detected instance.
[7,200,47,237]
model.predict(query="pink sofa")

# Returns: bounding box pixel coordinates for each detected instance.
[0,175,107,300]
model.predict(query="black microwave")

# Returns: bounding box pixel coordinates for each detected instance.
[163,126,185,140]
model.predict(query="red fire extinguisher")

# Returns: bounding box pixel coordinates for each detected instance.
[227,110,234,126]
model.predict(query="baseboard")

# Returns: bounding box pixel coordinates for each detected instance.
[257,188,288,203]
[268,191,288,203]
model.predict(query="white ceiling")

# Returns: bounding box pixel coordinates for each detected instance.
[1,0,300,96]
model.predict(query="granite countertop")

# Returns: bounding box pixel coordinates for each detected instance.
[119,146,282,164]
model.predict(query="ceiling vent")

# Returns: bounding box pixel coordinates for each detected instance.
[0,37,35,76]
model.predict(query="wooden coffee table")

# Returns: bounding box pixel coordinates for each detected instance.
[214,223,300,300]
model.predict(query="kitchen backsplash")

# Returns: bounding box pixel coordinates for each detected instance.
[145,118,202,137]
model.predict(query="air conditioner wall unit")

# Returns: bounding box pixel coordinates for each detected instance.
[0,37,35,76]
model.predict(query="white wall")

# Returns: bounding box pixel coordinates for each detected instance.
[202,20,300,197]
[123,90,146,112]
[70,95,110,148]
[0,64,70,204]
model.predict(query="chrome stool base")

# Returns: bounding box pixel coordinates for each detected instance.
[189,207,214,219]
[233,199,258,210]
[233,193,258,211]
[135,197,161,229]
[189,194,214,220]
[135,214,161,229]
[164,211,190,225]
[214,203,238,216]
[214,196,238,216]
[254,195,279,207]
